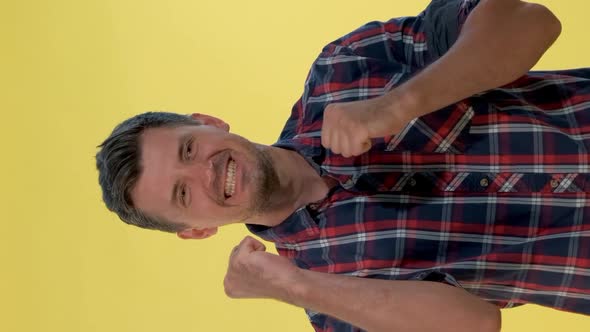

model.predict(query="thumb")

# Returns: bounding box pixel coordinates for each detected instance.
[240,236,266,253]
[361,139,372,152]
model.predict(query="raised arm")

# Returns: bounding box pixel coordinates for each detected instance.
[321,0,562,157]
[224,236,501,332]
[392,0,562,124]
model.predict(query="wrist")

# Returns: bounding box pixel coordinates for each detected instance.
[279,267,312,307]
[383,85,424,126]
[267,265,308,305]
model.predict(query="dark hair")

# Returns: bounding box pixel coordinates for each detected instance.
[96,112,199,232]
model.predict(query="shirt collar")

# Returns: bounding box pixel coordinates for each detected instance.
[244,139,326,244]
[246,206,320,244]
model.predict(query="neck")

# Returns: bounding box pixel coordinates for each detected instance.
[246,146,330,227]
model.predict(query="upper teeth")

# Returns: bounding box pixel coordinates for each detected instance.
[224,159,236,197]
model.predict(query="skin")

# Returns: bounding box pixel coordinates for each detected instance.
[321,0,562,158]
[130,0,561,330]
[224,1,559,331]
[131,113,332,239]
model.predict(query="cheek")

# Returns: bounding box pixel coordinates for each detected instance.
[188,193,225,222]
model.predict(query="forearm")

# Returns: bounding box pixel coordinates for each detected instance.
[283,269,501,332]
[389,0,561,123]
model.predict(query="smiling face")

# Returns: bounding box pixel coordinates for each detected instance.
[130,115,281,238]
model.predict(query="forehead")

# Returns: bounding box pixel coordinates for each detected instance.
[130,126,187,218]
[141,125,190,147]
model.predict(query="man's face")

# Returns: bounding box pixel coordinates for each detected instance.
[131,119,280,234]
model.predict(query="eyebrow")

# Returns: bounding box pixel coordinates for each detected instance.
[171,132,192,208]
[171,181,181,207]
[178,132,192,162]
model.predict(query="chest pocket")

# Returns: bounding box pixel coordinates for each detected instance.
[386,101,474,154]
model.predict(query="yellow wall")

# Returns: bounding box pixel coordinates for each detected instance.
[1,0,589,331]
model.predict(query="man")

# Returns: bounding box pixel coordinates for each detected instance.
[96,0,590,331]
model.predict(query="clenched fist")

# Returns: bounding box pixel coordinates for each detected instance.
[321,94,408,157]
[224,236,302,301]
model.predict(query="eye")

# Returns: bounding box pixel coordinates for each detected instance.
[180,186,187,205]
[184,138,194,160]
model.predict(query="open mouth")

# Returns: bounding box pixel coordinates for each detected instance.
[224,158,237,199]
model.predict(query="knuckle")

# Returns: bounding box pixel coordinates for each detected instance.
[234,259,247,271]
[228,260,236,270]
[230,256,243,270]
[225,288,236,298]
[223,279,237,298]
[223,278,231,293]
[244,236,255,246]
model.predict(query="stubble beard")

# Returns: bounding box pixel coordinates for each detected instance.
[241,146,293,220]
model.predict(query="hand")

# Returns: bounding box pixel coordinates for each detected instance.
[321,94,408,157]
[223,236,301,301]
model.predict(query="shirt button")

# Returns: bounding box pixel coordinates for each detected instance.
[550,179,559,189]
[480,178,489,187]
[409,178,417,187]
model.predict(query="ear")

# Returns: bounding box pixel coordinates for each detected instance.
[189,113,230,132]
[176,227,218,240]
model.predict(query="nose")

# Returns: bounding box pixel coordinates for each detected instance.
[181,158,215,192]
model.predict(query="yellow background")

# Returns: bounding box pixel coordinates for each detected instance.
[1,0,589,331]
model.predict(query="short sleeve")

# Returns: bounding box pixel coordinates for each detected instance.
[320,11,431,69]
[308,310,365,332]
[413,271,528,309]
[409,269,463,287]
[292,1,483,155]
[489,300,527,309]
[422,0,482,60]
[320,0,481,68]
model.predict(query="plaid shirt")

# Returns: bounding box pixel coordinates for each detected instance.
[247,0,590,330]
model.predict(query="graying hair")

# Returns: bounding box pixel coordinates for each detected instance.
[96,112,198,233]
